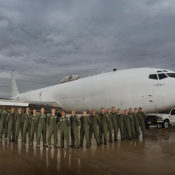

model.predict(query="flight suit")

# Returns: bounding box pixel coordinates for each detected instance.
[89,114,100,145]
[47,114,58,147]
[4,110,9,139]
[129,113,135,139]
[23,114,31,144]
[59,116,70,148]
[133,113,140,138]
[99,113,108,144]
[118,114,124,140]
[70,115,80,148]
[30,114,38,145]
[107,113,113,142]
[124,114,131,139]
[80,115,91,147]
[7,112,16,142]
[37,114,47,146]
[138,112,146,137]
[111,112,118,141]
[15,113,23,142]
[0,110,8,139]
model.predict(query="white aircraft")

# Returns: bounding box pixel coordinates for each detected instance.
[1,68,175,113]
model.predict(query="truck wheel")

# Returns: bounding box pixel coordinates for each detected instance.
[164,121,169,129]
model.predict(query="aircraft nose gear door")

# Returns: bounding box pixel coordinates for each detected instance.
[148,94,154,103]
[146,85,157,109]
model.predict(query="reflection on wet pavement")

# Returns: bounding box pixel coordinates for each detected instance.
[0,129,175,175]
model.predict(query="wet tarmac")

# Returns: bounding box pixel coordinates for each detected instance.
[0,129,175,175]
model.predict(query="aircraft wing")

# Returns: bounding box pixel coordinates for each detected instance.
[0,99,29,107]
[24,101,62,108]
[0,99,62,108]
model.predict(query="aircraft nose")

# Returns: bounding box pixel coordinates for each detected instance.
[153,79,175,111]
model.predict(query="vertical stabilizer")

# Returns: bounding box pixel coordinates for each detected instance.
[11,72,19,97]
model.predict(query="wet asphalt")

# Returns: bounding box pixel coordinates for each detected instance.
[0,129,175,175]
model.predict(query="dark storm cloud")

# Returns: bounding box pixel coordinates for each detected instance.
[0,0,175,97]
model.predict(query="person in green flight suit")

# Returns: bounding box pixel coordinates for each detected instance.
[107,109,113,142]
[30,109,38,146]
[133,108,140,138]
[99,108,108,145]
[22,108,31,144]
[89,109,100,146]
[4,107,9,140]
[47,108,59,148]
[129,108,135,139]
[70,110,80,148]
[138,107,146,137]
[80,110,91,148]
[123,109,131,140]
[15,108,23,142]
[59,110,70,148]
[111,107,118,141]
[0,106,8,140]
[117,109,124,140]
[7,107,16,142]
[37,108,47,148]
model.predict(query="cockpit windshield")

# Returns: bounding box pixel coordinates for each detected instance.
[149,74,158,80]
[158,73,167,80]
[149,70,175,80]
[149,73,169,80]
[167,73,175,78]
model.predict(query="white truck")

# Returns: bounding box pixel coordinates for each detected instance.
[146,108,175,129]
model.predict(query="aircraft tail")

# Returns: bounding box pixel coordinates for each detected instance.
[10,72,19,97]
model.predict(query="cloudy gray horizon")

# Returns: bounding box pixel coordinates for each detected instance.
[0,0,175,97]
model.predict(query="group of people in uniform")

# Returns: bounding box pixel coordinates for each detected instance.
[0,106,146,149]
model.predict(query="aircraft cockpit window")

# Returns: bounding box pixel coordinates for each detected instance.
[158,73,167,80]
[167,73,175,78]
[149,74,158,80]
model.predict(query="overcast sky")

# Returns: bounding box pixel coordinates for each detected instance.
[0,0,175,97]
